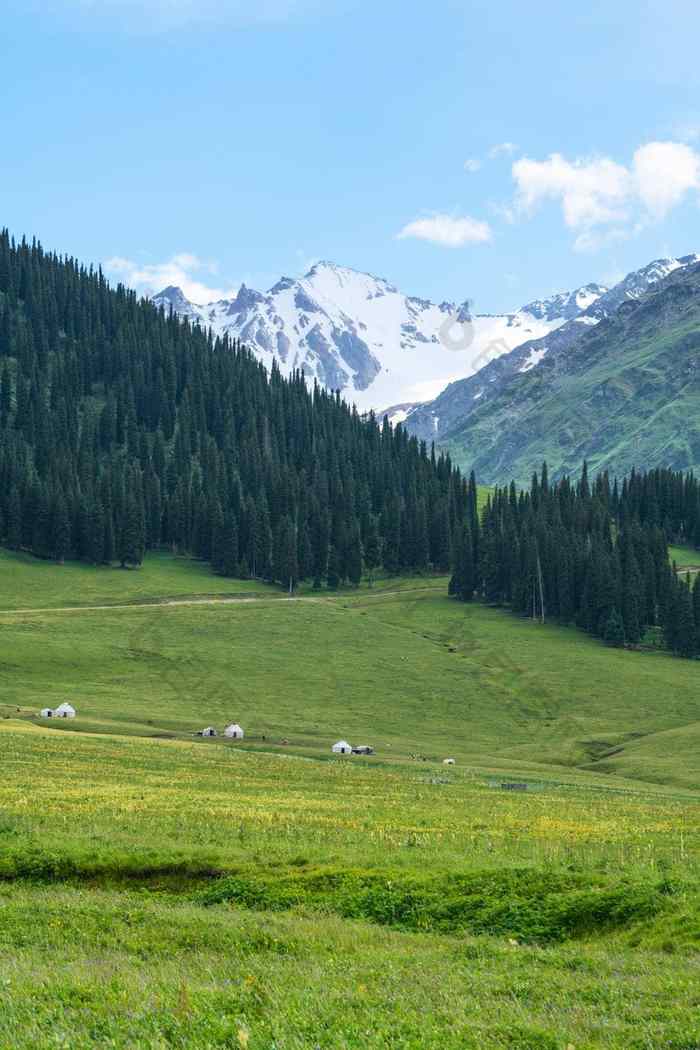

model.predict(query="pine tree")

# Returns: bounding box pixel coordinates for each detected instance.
[119,495,145,568]
[274,515,298,594]
[363,515,382,588]
[346,522,363,587]
[675,580,696,658]
[221,512,239,577]
[603,607,625,647]
[327,544,342,590]
[6,487,22,550]
[449,522,474,602]
[620,551,642,645]
[87,500,105,566]
[51,493,70,564]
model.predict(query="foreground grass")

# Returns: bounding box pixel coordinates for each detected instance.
[1,723,699,1048]
[1,883,698,1050]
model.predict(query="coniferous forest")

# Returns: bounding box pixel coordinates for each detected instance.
[0,230,471,590]
[451,463,700,659]
[2,230,699,660]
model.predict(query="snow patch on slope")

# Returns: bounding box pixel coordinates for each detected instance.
[519,348,548,373]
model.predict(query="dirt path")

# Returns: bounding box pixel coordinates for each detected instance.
[0,585,444,617]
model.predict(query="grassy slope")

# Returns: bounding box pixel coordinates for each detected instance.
[0,549,275,609]
[444,269,700,484]
[1,552,699,787]
[669,543,700,572]
[2,552,700,1048]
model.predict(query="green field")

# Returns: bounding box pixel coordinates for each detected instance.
[1,552,699,1048]
[669,543,700,573]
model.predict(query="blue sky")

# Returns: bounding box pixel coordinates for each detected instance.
[3,0,700,311]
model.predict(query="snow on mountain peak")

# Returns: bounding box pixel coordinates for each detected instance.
[518,283,607,323]
[150,263,627,413]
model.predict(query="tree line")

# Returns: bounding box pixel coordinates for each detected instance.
[0,230,471,589]
[450,463,700,659]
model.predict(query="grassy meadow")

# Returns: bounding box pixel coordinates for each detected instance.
[670,543,700,573]
[1,549,699,1048]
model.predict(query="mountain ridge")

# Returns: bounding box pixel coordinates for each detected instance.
[398,254,700,443]
[437,259,700,484]
[152,262,602,413]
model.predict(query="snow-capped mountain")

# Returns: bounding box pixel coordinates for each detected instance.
[151,262,604,413]
[398,254,700,443]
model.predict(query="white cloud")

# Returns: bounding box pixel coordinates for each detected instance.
[511,141,700,250]
[572,227,631,254]
[397,213,492,247]
[513,153,631,229]
[105,253,238,302]
[489,142,518,158]
[463,158,481,173]
[633,141,700,218]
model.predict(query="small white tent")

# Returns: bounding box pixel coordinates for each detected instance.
[201,727,217,737]
[55,703,76,719]
[40,708,54,718]
[224,724,244,739]
[443,758,455,765]
[332,740,352,754]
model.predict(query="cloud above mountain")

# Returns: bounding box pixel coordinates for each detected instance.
[397,213,492,247]
[512,141,700,251]
[105,253,238,302]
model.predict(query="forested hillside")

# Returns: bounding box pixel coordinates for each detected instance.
[0,231,469,588]
[452,463,700,659]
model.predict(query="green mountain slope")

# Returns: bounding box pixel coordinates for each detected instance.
[444,262,700,484]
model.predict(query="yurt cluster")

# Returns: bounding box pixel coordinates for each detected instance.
[198,723,244,739]
[31,710,451,763]
[40,703,76,719]
[332,740,374,755]
[35,704,384,761]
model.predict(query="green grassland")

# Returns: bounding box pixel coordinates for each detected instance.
[669,543,700,573]
[1,551,699,1048]
[0,548,272,609]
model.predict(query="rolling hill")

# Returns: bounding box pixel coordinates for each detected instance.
[2,548,699,789]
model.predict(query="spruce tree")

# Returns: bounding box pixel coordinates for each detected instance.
[119,496,145,569]
[603,607,625,647]
[327,544,342,590]
[363,515,382,588]
[274,515,297,594]
[346,522,363,587]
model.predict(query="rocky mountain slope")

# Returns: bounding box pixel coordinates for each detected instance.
[152,263,600,413]
[401,255,699,442]
[435,259,700,485]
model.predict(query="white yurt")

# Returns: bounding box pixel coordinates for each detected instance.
[40,708,54,718]
[224,723,244,739]
[55,703,76,719]
[201,727,217,737]
[443,758,456,765]
[332,740,352,754]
